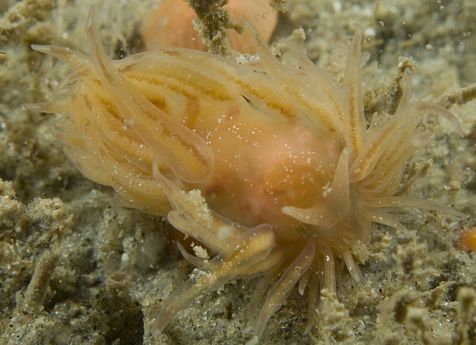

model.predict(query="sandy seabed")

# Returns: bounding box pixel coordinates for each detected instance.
[0,0,475,344]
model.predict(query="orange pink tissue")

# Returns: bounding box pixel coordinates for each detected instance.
[141,0,278,52]
[31,11,462,344]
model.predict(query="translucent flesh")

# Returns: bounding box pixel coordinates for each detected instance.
[33,15,460,342]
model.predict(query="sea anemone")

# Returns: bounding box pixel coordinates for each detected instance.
[32,12,460,344]
[141,0,277,52]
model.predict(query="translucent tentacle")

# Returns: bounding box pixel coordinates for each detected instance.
[350,77,414,183]
[23,100,68,114]
[282,148,351,229]
[304,266,319,334]
[342,29,365,155]
[416,102,464,136]
[298,269,311,295]
[176,242,215,270]
[84,9,214,183]
[28,45,92,114]
[31,44,92,70]
[246,273,277,322]
[239,248,284,277]
[154,224,275,335]
[342,250,363,283]
[362,208,407,232]
[365,196,464,217]
[247,242,315,343]
[154,159,269,256]
[244,23,340,133]
[320,245,336,295]
[83,131,169,214]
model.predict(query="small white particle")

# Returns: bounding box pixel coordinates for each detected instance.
[217,225,233,241]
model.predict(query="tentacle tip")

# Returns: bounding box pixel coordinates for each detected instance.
[23,98,67,114]
[150,319,168,342]
[31,44,52,54]
[241,20,270,56]
[241,20,260,41]
[281,205,293,214]
[151,313,170,336]
[351,27,364,49]
[85,6,97,31]
[22,102,43,112]
[243,324,262,345]
[416,102,465,137]
[245,335,259,345]
[304,321,315,335]
[22,102,56,114]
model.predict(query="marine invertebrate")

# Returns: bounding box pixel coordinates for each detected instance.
[32,15,460,344]
[460,227,476,251]
[141,0,277,52]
